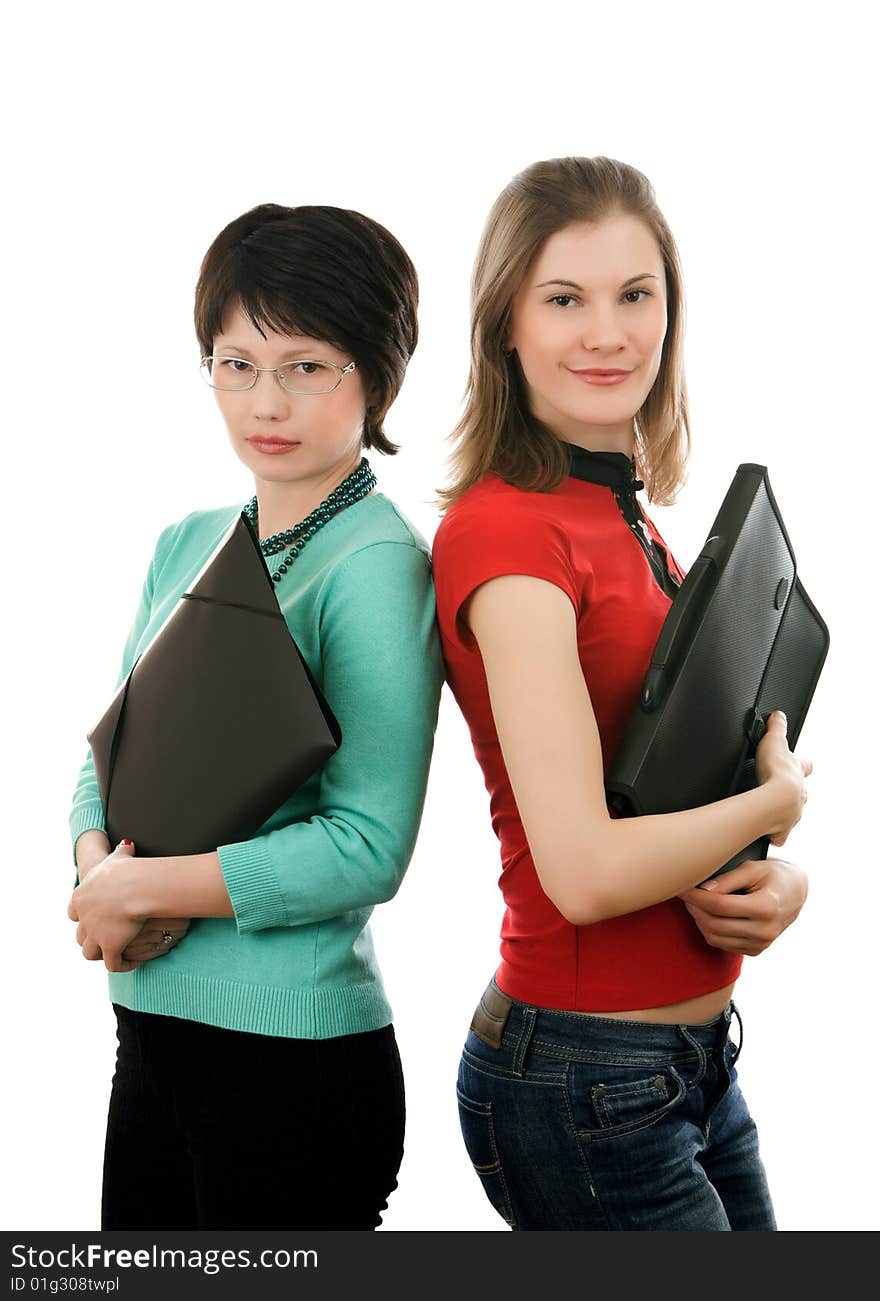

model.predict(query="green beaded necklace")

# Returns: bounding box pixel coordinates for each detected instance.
[245,457,377,583]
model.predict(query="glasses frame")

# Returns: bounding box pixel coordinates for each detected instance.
[200,355,359,395]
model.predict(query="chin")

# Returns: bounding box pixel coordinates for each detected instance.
[252,463,312,485]
[238,442,307,470]
[551,400,637,431]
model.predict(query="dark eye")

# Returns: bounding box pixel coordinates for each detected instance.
[289,361,331,375]
[217,358,252,372]
[548,294,578,308]
[623,289,651,304]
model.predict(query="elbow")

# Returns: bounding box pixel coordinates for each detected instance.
[373,863,407,906]
[552,892,606,928]
[360,835,412,908]
[534,849,611,928]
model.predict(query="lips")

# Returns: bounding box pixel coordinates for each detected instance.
[570,368,632,387]
[247,434,302,455]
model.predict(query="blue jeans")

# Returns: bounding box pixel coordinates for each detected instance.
[456,980,776,1231]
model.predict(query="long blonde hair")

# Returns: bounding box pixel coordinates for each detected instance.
[439,156,690,509]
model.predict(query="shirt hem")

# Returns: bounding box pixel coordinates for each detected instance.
[106,967,394,1039]
[495,958,743,1014]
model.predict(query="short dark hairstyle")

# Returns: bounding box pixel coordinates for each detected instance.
[194,203,419,455]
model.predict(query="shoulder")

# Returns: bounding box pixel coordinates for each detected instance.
[337,492,432,560]
[435,474,567,552]
[317,500,440,662]
[156,503,241,549]
[149,504,242,579]
[432,475,580,630]
[433,475,572,571]
[322,494,434,601]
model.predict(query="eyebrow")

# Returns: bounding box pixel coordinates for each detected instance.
[535,273,660,290]
[212,344,318,360]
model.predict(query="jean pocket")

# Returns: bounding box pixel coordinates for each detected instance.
[571,1066,687,1143]
[456,1087,515,1227]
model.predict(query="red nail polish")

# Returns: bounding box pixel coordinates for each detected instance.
[121,839,133,846]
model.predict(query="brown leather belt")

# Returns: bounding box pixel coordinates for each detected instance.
[470,980,514,1049]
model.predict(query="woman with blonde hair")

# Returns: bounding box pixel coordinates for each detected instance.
[432,156,811,1231]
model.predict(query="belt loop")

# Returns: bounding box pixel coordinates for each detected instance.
[511,1006,537,1078]
[728,1001,743,1067]
[676,1023,708,1088]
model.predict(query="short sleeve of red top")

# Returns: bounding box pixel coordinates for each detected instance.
[432,472,742,1012]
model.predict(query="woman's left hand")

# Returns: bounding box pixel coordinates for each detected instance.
[677,858,808,956]
[121,917,192,963]
[68,840,146,973]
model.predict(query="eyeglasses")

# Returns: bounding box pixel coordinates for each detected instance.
[200,355,359,395]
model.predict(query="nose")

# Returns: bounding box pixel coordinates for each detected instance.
[579,302,627,353]
[252,368,290,420]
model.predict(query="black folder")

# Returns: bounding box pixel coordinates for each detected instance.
[605,464,829,875]
[87,512,341,858]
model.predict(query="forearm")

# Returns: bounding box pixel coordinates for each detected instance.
[69,752,109,867]
[74,829,112,882]
[559,783,780,924]
[218,801,431,932]
[468,576,808,929]
[131,852,234,919]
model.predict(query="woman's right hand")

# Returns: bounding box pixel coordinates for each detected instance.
[755,710,812,845]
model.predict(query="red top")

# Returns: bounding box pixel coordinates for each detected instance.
[432,468,743,1011]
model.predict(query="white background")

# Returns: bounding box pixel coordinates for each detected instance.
[2,0,876,1232]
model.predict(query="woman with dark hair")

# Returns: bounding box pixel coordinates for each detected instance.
[68,203,442,1230]
[432,157,812,1230]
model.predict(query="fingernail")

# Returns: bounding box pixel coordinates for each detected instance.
[701,879,718,890]
[121,839,133,847]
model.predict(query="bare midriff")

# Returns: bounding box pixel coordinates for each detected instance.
[581,982,737,1025]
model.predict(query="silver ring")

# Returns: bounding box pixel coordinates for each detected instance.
[161,930,174,945]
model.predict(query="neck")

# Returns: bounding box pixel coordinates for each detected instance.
[564,433,635,457]
[253,453,365,540]
[555,421,635,458]
[526,389,636,458]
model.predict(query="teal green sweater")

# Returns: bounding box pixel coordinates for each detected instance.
[69,492,443,1039]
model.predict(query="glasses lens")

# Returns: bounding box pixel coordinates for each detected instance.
[201,357,256,389]
[278,360,340,394]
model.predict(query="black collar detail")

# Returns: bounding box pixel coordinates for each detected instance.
[562,440,679,598]
[563,441,644,494]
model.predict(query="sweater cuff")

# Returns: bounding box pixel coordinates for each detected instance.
[70,803,108,865]
[217,838,289,933]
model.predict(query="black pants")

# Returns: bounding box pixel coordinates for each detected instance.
[102,1005,406,1230]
